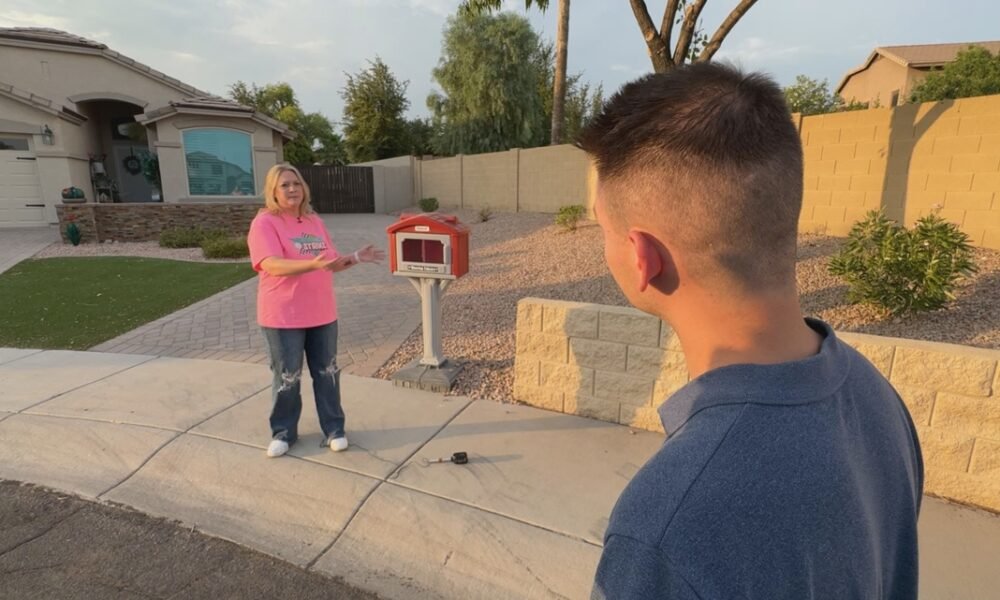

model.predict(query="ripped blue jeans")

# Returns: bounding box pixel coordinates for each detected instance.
[261,321,344,445]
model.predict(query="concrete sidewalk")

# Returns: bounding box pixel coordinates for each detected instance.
[0,226,59,275]
[1,348,999,599]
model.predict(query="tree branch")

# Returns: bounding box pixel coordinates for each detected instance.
[672,0,708,65]
[629,0,671,72]
[697,0,759,62]
[629,0,659,45]
[659,0,680,51]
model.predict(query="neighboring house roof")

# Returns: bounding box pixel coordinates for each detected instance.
[0,27,208,98]
[0,27,106,49]
[836,41,1000,94]
[137,96,295,139]
[0,79,87,124]
[1,27,293,138]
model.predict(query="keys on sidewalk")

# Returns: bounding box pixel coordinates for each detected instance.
[425,451,469,465]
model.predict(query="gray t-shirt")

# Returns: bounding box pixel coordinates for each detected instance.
[593,319,923,599]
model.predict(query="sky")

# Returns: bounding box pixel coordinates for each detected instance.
[5,0,1000,130]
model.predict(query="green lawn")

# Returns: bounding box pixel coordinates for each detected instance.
[0,257,255,350]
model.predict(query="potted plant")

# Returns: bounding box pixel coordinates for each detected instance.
[60,186,86,204]
[141,151,162,201]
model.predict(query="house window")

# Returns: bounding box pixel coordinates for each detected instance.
[0,138,30,151]
[182,128,255,196]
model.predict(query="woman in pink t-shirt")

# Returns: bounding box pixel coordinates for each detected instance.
[247,164,385,458]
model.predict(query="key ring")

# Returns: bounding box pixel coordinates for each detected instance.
[423,451,469,466]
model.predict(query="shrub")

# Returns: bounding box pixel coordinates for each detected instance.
[159,227,228,249]
[479,206,493,222]
[419,197,439,212]
[828,210,977,315]
[555,205,586,232]
[201,237,249,259]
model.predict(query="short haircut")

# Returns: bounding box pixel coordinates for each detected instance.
[262,164,314,217]
[577,62,804,290]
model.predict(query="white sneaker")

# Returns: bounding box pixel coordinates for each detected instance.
[267,439,289,458]
[329,436,349,452]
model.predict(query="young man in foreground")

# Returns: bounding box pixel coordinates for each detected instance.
[578,63,923,600]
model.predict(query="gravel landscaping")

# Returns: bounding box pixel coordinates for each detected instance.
[373,210,1000,403]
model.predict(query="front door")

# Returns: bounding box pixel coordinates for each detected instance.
[111,143,155,202]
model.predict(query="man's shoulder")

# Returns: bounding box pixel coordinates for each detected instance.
[605,404,746,546]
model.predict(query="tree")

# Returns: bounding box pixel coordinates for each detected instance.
[911,46,1000,103]
[229,81,297,116]
[784,76,839,116]
[311,122,348,166]
[227,81,342,165]
[534,42,603,143]
[429,11,548,155]
[402,118,435,156]
[783,75,875,116]
[629,0,759,73]
[460,0,571,145]
[340,57,411,163]
[563,81,604,142]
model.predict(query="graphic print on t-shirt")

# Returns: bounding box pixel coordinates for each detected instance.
[291,233,328,256]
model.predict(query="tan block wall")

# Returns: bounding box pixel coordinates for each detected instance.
[514,297,1000,512]
[353,155,415,214]
[419,156,462,208]
[415,94,1000,247]
[517,145,591,213]
[800,107,895,236]
[462,149,517,211]
[800,94,1000,249]
[415,144,592,214]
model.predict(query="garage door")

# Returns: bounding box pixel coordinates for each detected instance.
[0,137,46,226]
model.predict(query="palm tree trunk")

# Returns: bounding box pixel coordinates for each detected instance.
[550,0,570,144]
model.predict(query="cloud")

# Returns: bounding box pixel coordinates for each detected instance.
[405,0,460,16]
[283,64,332,81]
[715,37,806,64]
[0,10,70,29]
[343,0,459,17]
[294,40,332,52]
[610,63,645,76]
[170,51,204,63]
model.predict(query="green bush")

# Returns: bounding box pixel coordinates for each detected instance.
[419,197,439,212]
[828,210,977,315]
[479,206,493,222]
[555,205,586,232]
[201,237,249,259]
[159,227,228,249]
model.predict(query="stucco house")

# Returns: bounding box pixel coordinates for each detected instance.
[0,28,292,227]
[837,41,1000,108]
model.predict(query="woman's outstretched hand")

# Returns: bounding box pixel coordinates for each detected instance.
[355,245,386,264]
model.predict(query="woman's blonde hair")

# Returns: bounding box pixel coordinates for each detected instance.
[262,164,314,216]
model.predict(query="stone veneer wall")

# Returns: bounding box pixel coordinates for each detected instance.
[55,202,261,244]
[514,297,1000,512]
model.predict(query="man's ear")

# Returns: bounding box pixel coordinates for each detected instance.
[628,230,665,293]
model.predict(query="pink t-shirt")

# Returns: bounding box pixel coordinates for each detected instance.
[247,211,339,328]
